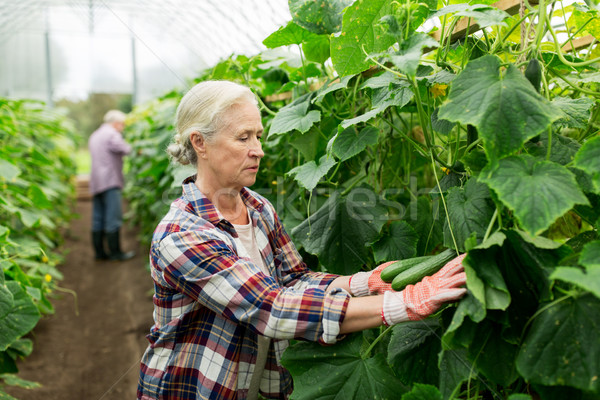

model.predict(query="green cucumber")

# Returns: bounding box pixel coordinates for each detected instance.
[524,58,542,93]
[391,248,457,291]
[380,256,433,283]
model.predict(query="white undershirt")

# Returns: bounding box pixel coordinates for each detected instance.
[232,215,270,400]
[232,219,269,275]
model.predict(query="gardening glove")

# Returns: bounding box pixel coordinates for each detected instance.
[382,254,467,325]
[349,261,396,297]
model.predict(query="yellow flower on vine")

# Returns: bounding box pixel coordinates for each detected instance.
[44,274,52,283]
[430,83,448,98]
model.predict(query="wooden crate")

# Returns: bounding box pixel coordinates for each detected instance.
[562,34,596,53]
[430,0,539,42]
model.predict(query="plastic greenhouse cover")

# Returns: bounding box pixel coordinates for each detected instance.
[0,0,291,103]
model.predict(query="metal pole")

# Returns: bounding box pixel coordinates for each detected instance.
[131,34,137,105]
[89,0,94,34]
[130,13,138,106]
[44,8,54,107]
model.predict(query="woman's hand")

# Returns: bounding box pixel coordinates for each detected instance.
[382,254,467,325]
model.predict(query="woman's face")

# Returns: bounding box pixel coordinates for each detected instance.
[202,101,264,192]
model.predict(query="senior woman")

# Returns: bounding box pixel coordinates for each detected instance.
[137,80,467,400]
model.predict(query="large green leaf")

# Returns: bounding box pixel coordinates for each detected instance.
[330,0,397,77]
[302,34,331,64]
[289,128,323,161]
[263,21,314,47]
[443,178,495,252]
[551,241,600,299]
[438,55,559,163]
[516,294,600,393]
[0,351,18,374]
[287,155,336,191]
[525,132,581,166]
[371,220,418,263]
[292,189,388,274]
[332,126,379,161]
[466,320,519,386]
[574,135,600,193]
[507,395,532,400]
[401,384,442,400]
[382,33,439,77]
[387,319,441,386]
[0,285,13,323]
[438,348,473,400]
[269,97,321,136]
[0,373,41,389]
[341,81,413,129]
[551,266,600,299]
[28,184,53,210]
[0,281,40,351]
[533,384,599,400]
[405,196,444,256]
[567,3,600,39]
[428,3,510,29]
[580,240,600,267]
[313,75,354,103]
[464,233,511,311]
[480,155,589,236]
[263,21,331,64]
[289,0,353,34]
[0,160,20,181]
[280,332,408,399]
[551,97,595,129]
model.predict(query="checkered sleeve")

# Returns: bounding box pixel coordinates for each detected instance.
[156,230,349,344]
[266,204,340,292]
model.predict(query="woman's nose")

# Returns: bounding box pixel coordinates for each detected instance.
[249,138,264,158]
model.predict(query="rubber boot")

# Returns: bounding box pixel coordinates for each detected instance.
[92,231,109,260]
[106,230,136,261]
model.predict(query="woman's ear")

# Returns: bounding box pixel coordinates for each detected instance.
[189,132,207,159]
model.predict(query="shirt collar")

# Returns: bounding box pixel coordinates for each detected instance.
[181,175,264,228]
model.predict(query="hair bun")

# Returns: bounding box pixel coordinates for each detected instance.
[166,142,191,165]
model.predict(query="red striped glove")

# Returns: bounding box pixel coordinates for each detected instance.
[382,254,467,324]
[349,261,396,297]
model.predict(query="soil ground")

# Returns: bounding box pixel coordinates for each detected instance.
[5,196,155,400]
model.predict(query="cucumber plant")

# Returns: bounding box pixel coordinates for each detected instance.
[0,98,78,395]
[124,0,600,398]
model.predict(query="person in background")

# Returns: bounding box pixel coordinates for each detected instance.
[89,109,136,261]
[137,81,466,400]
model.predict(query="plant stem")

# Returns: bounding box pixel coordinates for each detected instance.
[362,325,393,359]
[545,13,600,68]
[53,285,79,316]
[549,69,600,96]
[412,78,452,169]
[546,126,553,161]
[255,94,277,117]
[533,0,547,52]
[382,117,428,156]
[431,151,459,253]
[482,208,498,242]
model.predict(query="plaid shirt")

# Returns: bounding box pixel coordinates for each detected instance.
[138,176,350,400]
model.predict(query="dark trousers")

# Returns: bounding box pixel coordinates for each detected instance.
[92,187,122,234]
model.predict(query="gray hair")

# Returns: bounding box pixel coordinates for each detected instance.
[167,80,258,166]
[103,110,127,123]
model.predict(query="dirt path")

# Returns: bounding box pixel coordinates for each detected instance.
[5,197,155,400]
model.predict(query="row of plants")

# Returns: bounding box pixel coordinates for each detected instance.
[0,98,78,397]
[124,0,599,398]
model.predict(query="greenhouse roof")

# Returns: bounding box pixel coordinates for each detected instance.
[0,0,291,103]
